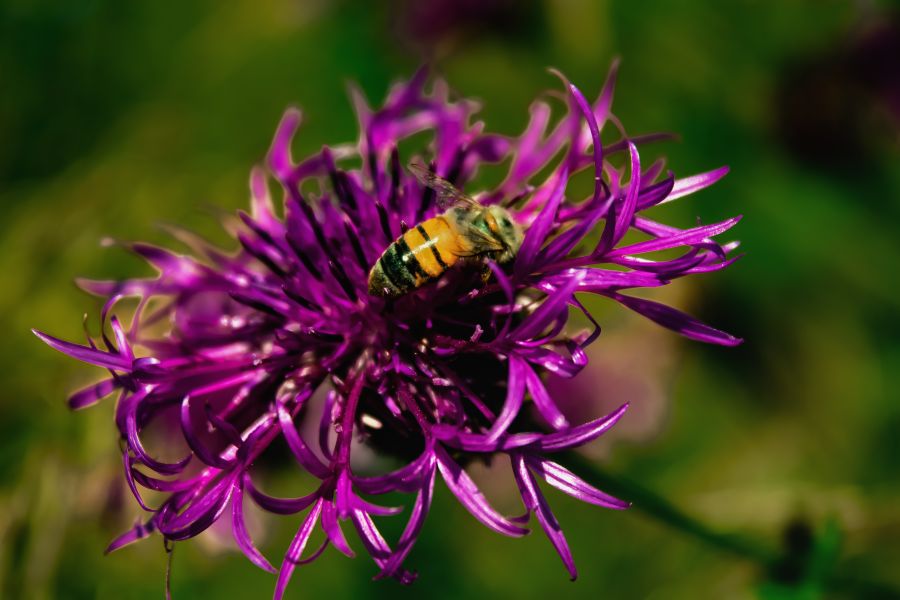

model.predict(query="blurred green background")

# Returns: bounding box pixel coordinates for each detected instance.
[2,1,899,598]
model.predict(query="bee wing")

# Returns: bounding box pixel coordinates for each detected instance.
[409,161,481,210]
[454,221,505,256]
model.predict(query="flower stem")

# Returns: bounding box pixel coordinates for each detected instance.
[560,452,900,595]
[560,451,777,564]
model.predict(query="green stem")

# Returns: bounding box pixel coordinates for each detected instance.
[561,452,777,565]
[560,452,900,595]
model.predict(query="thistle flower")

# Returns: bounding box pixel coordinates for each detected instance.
[34,62,741,597]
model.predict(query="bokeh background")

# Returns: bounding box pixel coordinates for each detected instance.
[2,1,899,598]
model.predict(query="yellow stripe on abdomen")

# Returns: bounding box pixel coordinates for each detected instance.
[403,217,457,278]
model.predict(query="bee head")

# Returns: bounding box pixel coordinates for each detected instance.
[485,205,523,263]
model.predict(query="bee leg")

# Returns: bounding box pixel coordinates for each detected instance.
[479,262,492,285]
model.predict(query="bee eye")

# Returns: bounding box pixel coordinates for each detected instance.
[501,218,512,227]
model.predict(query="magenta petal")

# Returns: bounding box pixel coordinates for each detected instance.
[277,402,332,479]
[515,165,569,276]
[123,391,192,476]
[512,270,584,341]
[484,357,526,442]
[539,268,664,292]
[511,453,578,580]
[592,58,620,128]
[612,293,743,346]
[611,142,642,246]
[243,473,320,515]
[68,378,118,410]
[105,518,157,554]
[232,480,277,573]
[321,501,355,558]
[379,463,436,578]
[33,329,130,371]
[267,107,302,182]
[180,396,234,469]
[525,455,630,509]
[274,497,324,600]
[123,450,153,512]
[349,508,417,583]
[353,447,433,494]
[351,508,391,562]
[435,446,528,537]
[608,216,742,257]
[158,474,237,540]
[567,81,604,204]
[663,166,730,203]
[522,360,569,430]
[537,403,629,452]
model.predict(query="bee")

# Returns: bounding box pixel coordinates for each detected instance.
[368,163,523,298]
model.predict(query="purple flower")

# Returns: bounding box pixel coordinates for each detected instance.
[34,62,741,597]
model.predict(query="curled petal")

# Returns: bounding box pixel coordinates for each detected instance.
[511,453,577,580]
[277,402,332,478]
[232,480,277,573]
[353,446,434,494]
[484,357,526,442]
[512,270,584,341]
[123,391,192,476]
[268,107,302,182]
[435,446,527,537]
[274,497,324,600]
[243,473,320,515]
[537,404,629,452]
[610,142,641,248]
[379,463,436,579]
[321,501,355,558]
[522,360,569,430]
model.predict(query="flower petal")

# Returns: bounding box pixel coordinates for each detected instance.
[662,166,730,204]
[274,497,324,600]
[33,329,130,371]
[511,453,577,580]
[105,518,157,554]
[608,216,742,258]
[522,359,569,430]
[231,480,277,573]
[537,403,629,452]
[515,165,569,276]
[525,455,630,509]
[484,356,526,442]
[68,378,118,410]
[321,501,355,558]
[435,446,528,537]
[612,293,743,346]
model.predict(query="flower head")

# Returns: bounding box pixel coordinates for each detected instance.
[35,62,741,597]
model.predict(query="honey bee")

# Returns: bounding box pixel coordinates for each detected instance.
[368,162,523,298]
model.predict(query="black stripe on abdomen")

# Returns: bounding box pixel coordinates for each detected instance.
[416,224,449,271]
[395,235,430,282]
[379,240,417,292]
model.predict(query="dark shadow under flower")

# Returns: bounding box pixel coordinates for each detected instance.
[34,61,741,597]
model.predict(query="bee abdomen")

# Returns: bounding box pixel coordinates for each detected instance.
[369,237,425,297]
[367,217,457,297]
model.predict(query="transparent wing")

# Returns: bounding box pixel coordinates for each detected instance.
[408,161,480,210]
[454,221,504,256]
